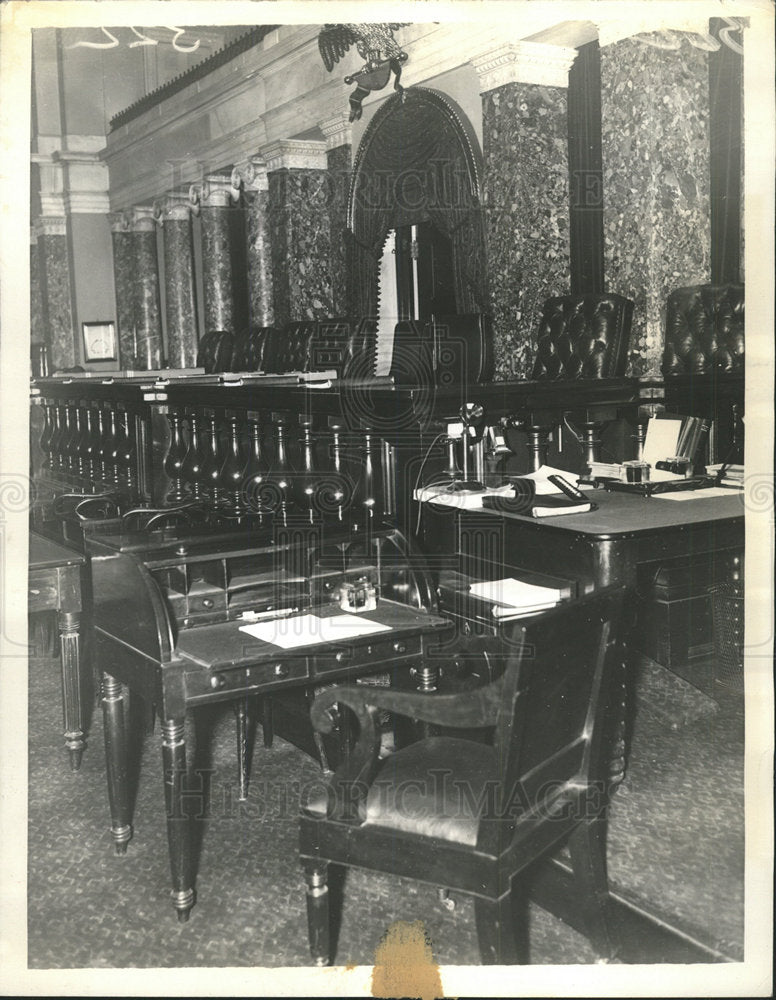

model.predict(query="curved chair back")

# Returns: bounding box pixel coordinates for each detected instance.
[662,283,744,375]
[532,294,634,379]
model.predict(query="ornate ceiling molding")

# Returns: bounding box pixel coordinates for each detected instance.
[472,40,578,92]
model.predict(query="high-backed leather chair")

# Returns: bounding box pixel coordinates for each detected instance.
[426,312,495,385]
[261,322,316,374]
[231,325,274,372]
[389,319,435,386]
[532,294,634,380]
[196,330,235,374]
[662,283,744,375]
[300,587,628,966]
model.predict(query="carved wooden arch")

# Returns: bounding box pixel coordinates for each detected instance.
[347,87,489,320]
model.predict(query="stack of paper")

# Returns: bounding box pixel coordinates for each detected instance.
[469,577,564,619]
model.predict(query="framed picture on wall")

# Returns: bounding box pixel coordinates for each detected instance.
[82,321,116,362]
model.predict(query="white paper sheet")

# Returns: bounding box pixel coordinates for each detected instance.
[239,613,391,649]
[469,577,565,607]
[642,417,683,466]
[654,487,743,501]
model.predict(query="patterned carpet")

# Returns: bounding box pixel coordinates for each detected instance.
[26,639,744,970]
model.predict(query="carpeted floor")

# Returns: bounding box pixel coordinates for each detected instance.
[26,642,744,970]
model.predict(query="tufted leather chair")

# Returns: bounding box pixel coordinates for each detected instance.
[261,321,316,374]
[231,325,274,372]
[300,587,628,966]
[426,313,495,385]
[196,330,235,374]
[662,284,744,375]
[389,319,435,386]
[309,319,358,377]
[531,294,634,380]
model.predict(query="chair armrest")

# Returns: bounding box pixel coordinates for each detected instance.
[308,680,503,824]
[310,679,503,736]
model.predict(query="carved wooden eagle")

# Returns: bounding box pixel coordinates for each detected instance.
[318,23,409,74]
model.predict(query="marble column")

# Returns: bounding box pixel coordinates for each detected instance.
[200,174,236,333]
[321,112,353,319]
[263,140,334,328]
[474,42,577,380]
[240,158,274,328]
[600,33,711,376]
[130,206,163,370]
[36,216,75,371]
[109,211,136,368]
[159,192,199,369]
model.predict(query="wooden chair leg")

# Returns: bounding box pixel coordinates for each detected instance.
[567,816,618,960]
[303,861,331,966]
[474,891,521,965]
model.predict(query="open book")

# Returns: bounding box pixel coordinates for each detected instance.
[483,466,595,517]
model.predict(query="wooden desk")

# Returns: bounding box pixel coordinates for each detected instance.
[423,488,745,595]
[28,532,87,769]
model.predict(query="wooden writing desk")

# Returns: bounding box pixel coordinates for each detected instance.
[28,532,87,769]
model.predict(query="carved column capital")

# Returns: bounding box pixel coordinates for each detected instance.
[260,139,328,173]
[131,205,158,232]
[202,174,235,208]
[154,191,194,224]
[109,211,132,233]
[34,216,67,238]
[472,40,577,92]
[320,111,353,151]
[235,157,269,193]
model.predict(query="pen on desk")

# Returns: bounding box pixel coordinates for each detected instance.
[239,607,298,622]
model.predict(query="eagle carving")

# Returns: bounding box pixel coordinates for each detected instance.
[318,23,409,120]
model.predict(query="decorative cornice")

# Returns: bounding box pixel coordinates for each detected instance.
[35,216,67,238]
[320,111,353,151]
[261,139,328,173]
[131,205,158,232]
[66,191,111,215]
[472,40,578,92]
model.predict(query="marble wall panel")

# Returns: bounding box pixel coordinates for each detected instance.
[38,233,75,370]
[111,230,136,367]
[326,144,352,318]
[162,217,198,368]
[30,242,44,345]
[601,38,711,376]
[132,230,163,369]
[245,189,274,328]
[481,82,570,380]
[201,205,234,333]
[268,168,334,327]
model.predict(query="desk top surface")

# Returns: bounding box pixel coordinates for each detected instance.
[175,599,451,670]
[466,488,745,540]
[29,532,86,570]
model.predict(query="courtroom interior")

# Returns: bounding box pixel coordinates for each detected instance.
[24,9,760,973]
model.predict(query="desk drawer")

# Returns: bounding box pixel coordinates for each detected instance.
[185,655,309,702]
[311,633,421,678]
[28,581,59,613]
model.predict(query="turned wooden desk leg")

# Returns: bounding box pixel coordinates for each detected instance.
[161,717,195,922]
[234,699,249,802]
[102,672,132,853]
[58,611,85,770]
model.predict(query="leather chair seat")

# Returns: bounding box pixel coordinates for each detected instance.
[303,735,495,845]
[663,283,744,375]
[532,294,634,379]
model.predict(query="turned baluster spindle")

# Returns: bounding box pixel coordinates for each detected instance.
[328,423,350,522]
[80,405,99,489]
[164,409,188,504]
[220,413,248,515]
[48,404,64,475]
[270,415,293,525]
[243,412,269,519]
[360,430,384,527]
[199,411,224,510]
[180,411,206,501]
[296,417,319,524]
[39,402,54,473]
[75,403,92,487]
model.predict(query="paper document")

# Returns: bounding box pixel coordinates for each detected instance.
[239,613,391,649]
[414,484,513,509]
[642,417,683,468]
[654,487,742,501]
[469,577,564,612]
[513,465,582,495]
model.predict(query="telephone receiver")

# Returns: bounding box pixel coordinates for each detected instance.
[461,403,486,442]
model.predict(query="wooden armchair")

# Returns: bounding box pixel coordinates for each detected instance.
[299,587,627,965]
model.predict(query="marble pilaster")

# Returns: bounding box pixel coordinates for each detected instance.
[109,211,136,368]
[600,36,710,376]
[160,193,199,369]
[130,206,163,370]
[200,174,236,333]
[263,140,333,327]
[30,232,45,346]
[480,81,571,379]
[239,158,274,328]
[321,113,353,318]
[36,216,75,371]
